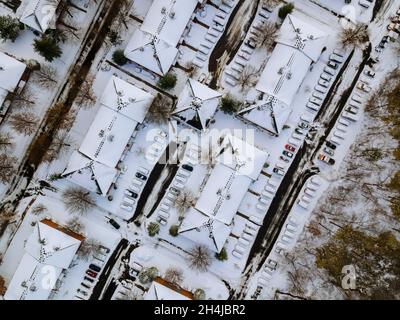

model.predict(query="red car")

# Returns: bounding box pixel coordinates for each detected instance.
[285,144,296,152]
[86,270,98,278]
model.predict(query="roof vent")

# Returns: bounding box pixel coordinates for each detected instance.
[278,67,284,75]
[161,6,166,14]
[108,134,115,142]
[99,130,105,138]
[39,238,47,245]
[169,11,176,19]
[309,34,314,40]
[29,284,38,292]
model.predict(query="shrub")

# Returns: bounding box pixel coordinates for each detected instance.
[215,247,228,261]
[169,225,179,237]
[278,3,294,20]
[147,222,160,237]
[220,95,241,115]
[157,73,177,90]
[33,36,62,62]
[112,49,128,66]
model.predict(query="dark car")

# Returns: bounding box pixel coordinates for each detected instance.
[89,264,101,273]
[108,219,120,230]
[182,164,193,172]
[126,190,138,199]
[86,270,97,278]
[326,141,337,150]
[282,150,294,158]
[135,172,147,181]
[328,60,339,70]
[84,276,94,283]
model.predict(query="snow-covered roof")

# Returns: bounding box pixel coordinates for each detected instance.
[195,164,252,225]
[124,30,178,76]
[141,0,198,46]
[245,15,326,135]
[144,279,192,300]
[63,151,118,196]
[179,208,232,252]
[216,134,269,180]
[278,14,327,62]
[256,43,312,106]
[173,79,221,130]
[79,106,137,168]
[20,0,60,33]
[4,220,82,300]
[238,95,292,136]
[124,0,199,75]
[101,76,154,123]
[0,51,26,93]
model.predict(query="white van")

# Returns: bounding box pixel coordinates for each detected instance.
[334,130,346,139]
[342,111,359,122]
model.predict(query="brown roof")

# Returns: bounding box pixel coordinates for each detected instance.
[41,219,86,242]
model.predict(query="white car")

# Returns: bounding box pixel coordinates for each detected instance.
[120,203,134,212]
[320,72,332,82]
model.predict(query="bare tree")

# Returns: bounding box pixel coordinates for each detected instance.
[146,94,173,123]
[31,204,47,216]
[237,65,258,92]
[65,216,85,233]
[0,209,16,233]
[255,22,278,50]
[339,24,369,48]
[174,190,195,215]
[164,267,184,285]
[0,154,17,183]
[9,112,39,136]
[0,133,14,152]
[62,187,95,215]
[187,245,212,272]
[77,238,102,260]
[43,132,73,163]
[33,64,58,87]
[0,275,6,296]
[185,61,198,78]
[9,87,36,110]
[75,74,97,108]
[47,102,75,130]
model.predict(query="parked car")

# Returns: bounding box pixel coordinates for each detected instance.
[283,150,294,158]
[318,78,330,88]
[135,172,147,181]
[327,60,339,70]
[357,82,372,92]
[364,69,375,78]
[319,154,335,165]
[324,147,335,156]
[89,264,101,273]
[326,141,337,150]
[108,219,121,230]
[295,127,306,135]
[298,121,310,129]
[86,270,98,278]
[273,167,285,176]
[125,189,138,199]
[329,53,344,63]
[279,156,290,163]
[285,144,296,152]
[182,164,193,172]
[324,66,336,76]
[320,72,332,82]
[307,101,320,111]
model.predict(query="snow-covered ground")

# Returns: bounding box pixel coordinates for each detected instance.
[0,0,399,301]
